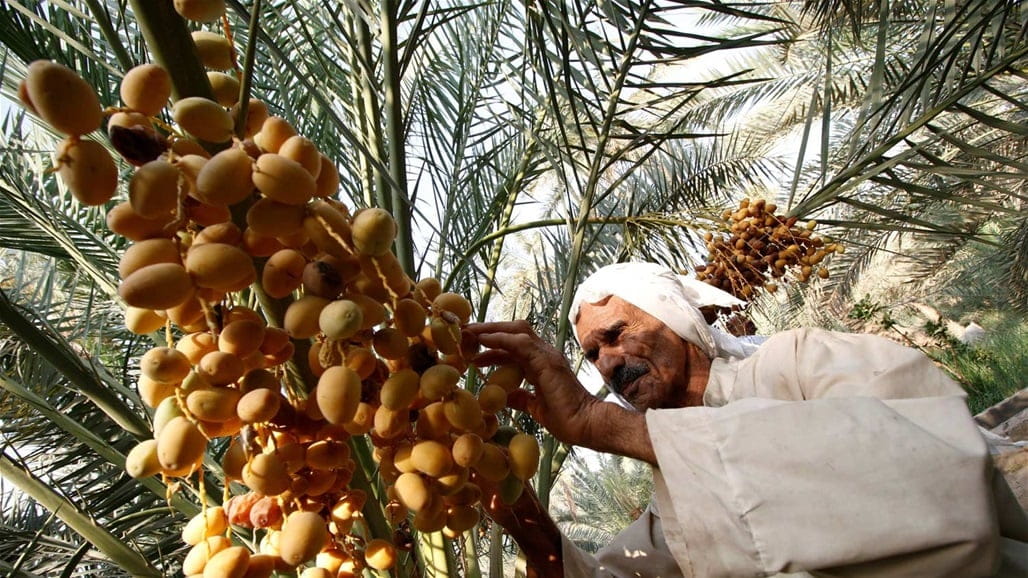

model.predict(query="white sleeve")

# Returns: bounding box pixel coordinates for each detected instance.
[646,395,999,578]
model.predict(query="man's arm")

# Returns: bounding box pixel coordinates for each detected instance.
[464,320,664,576]
[473,472,564,578]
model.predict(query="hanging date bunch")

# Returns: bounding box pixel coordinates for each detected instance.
[17,3,539,576]
[695,199,844,300]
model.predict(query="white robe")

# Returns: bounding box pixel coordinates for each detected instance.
[562,328,1028,577]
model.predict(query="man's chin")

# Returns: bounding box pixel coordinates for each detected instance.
[623,391,653,413]
[606,386,642,412]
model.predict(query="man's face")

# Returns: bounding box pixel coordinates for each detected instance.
[575,296,699,411]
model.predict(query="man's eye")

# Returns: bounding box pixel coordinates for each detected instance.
[603,324,625,344]
[584,348,598,362]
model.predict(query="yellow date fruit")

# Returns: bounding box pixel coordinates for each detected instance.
[55,138,118,206]
[191,31,234,71]
[393,298,427,337]
[303,200,353,259]
[140,346,191,383]
[236,388,281,423]
[125,306,165,335]
[174,96,233,143]
[119,263,193,310]
[186,386,241,423]
[283,295,329,339]
[203,546,249,578]
[487,365,525,392]
[195,147,254,206]
[314,154,339,197]
[350,208,396,256]
[137,375,176,408]
[22,60,102,136]
[451,433,484,468]
[420,364,460,401]
[411,440,453,478]
[279,511,328,567]
[198,350,245,386]
[247,197,305,238]
[364,539,397,571]
[316,366,362,425]
[379,369,419,411]
[182,507,228,546]
[207,71,240,107]
[261,248,305,299]
[474,443,509,482]
[477,383,508,414]
[252,153,316,205]
[120,63,172,117]
[119,238,180,280]
[232,98,268,139]
[129,159,180,219]
[445,503,480,534]
[444,389,483,432]
[508,432,541,481]
[175,0,226,22]
[278,135,321,179]
[394,472,431,512]
[433,292,473,324]
[125,439,161,479]
[253,116,296,154]
[218,319,265,357]
[185,242,255,291]
[182,536,230,576]
[243,452,290,496]
[156,416,206,476]
[372,327,409,360]
[318,299,363,341]
[428,316,460,355]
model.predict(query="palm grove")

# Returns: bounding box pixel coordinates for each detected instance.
[0,0,1025,576]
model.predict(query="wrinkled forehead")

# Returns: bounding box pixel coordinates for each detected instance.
[571,294,611,325]
[574,296,671,342]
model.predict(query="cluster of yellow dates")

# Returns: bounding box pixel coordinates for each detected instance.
[17,2,540,576]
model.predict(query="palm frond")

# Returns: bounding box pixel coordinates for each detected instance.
[0,141,121,294]
[0,453,166,577]
[793,0,1027,217]
[552,451,653,553]
[992,217,1028,312]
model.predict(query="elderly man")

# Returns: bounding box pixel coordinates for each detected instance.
[467,262,1028,578]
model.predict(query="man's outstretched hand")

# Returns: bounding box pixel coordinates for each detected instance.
[465,321,600,448]
[465,320,656,465]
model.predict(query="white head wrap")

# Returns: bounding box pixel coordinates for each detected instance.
[569,262,758,359]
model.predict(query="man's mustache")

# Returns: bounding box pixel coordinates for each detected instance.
[607,363,649,395]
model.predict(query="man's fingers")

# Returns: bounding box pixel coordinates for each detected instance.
[472,331,546,368]
[506,388,533,413]
[464,320,534,335]
[474,330,534,352]
[471,349,516,367]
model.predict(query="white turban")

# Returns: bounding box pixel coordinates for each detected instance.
[569,262,757,359]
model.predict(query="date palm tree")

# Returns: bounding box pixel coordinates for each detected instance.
[551,451,653,554]
[0,0,1024,576]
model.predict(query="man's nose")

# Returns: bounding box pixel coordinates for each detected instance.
[594,350,624,381]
